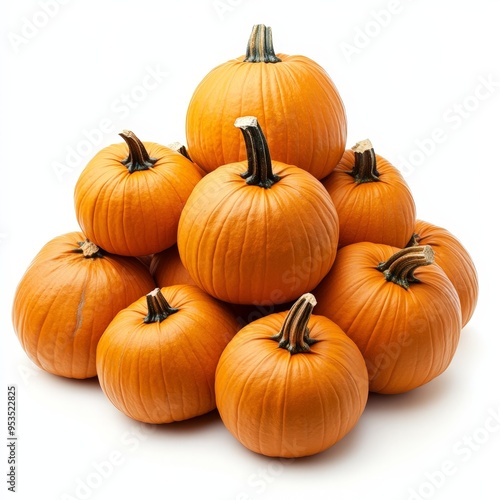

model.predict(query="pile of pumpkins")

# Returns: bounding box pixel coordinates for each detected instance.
[12,25,478,458]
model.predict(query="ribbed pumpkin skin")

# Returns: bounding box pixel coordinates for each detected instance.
[186,54,347,179]
[74,143,202,257]
[11,232,156,379]
[96,285,239,424]
[150,244,197,288]
[322,149,416,248]
[411,220,478,327]
[215,312,369,458]
[313,242,462,394]
[177,162,339,305]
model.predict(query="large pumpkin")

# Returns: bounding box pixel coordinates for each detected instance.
[313,243,462,394]
[74,131,202,257]
[96,285,239,423]
[12,233,156,379]
[407,219,478,327]
[177,116,339,305]
[322,139,416,248]
[215,293,369,458]
[185,24,347,179]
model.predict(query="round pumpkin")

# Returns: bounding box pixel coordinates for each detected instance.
[215,293,369,458]
[74,130,202,257]
[313,242,462,394]
[322,139,416,248]
[12,233,156,379]
[407,219,479,327]
[177,116,340,305]
[185,24,347,179]
[150,244,197,288]
[96,285,239,424]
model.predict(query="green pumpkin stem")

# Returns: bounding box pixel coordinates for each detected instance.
[73,239,103,258]
[349,139,380,183]
[244,24,282,63]
[119,130,158,173]
[144,288,179,324]
[235,116,280,189]
[271,293,318,354]
[377,245,434,290]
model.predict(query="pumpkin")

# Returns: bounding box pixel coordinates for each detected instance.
[322,139,416,248]
[11,233,155,379]
[215,293,369,458]
[96,285,239,424]
[74,130,202,257]
[150,244,197,288]
[185,24,347,179]
[313,243,462,394]
[407,219,478,327]
[177,116,340,305]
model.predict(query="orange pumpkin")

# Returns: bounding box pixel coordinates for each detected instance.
[96,285,239,423]
[150,244,197,288]
[322,139,416,248]
[313,243,462,394]
[74,131,202,257]
[185,24,347,179]
[407,219,479,327]
[177,116,339,305]
[12,233,155,379]
[215,293,369,458]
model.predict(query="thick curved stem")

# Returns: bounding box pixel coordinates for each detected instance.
[377,245,434,289]
[119,130,158,173]
[349,139,380,183]
[244,24,282,63]
[234,116,280,188]
[144,288,179,324]
[73,240,103,258]
[271,293,318,354]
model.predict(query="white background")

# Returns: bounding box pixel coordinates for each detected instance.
[1,1,499,499]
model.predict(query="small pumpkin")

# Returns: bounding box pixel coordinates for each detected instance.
[12,233,156,379]
[177,116,339,305]
[96,285,239,424]
[215,293,369,458]
[322,139,416,248]
[313,243,462,394]
[407,219,479,327]
[185,24,347,179]
[74,131,202,257]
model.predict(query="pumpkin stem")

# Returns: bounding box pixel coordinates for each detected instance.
[119,130,158,173]
[405,233,421,247]
[377,245,434,290]
[73,239,103,258]
[234,116,280,189]
[244,24,282,63]
[271,293,318,354]
[167,142,192,162]
[144,288,179,324]
[349,139,380,183]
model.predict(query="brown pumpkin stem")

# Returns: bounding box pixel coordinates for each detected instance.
[167,142,192,162]
[235,116,280,189]
[119,130,158,173]
[349,139,380,183]
[144,288,179,324]
[405,233,421,247]
[244,24,282,63]
[271,293,318,354]
[377,245,434,290]
[73,239,103,258]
